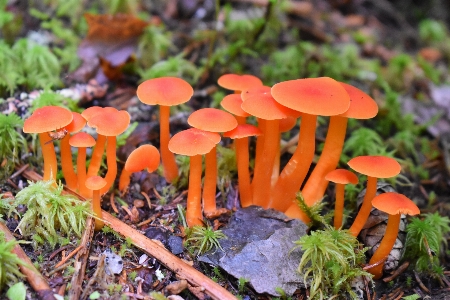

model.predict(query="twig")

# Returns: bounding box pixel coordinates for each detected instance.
[414,270,430,294]
[10,164,29,179]
[110,193,119,214]
[102,211,237,300]
[141,191,152,209]
[54,244,83,268]
[0,222,56,300]
[383,261,410,282]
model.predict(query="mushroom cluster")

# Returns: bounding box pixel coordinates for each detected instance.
[23,75,420,279]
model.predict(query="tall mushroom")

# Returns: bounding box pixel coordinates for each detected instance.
[301,82,378,207]
[347,156,401,237]
[69,132,96,198]
[223,124,262,207]
[367,192,419,279]
[23,106,73,181]
[88,109,131,194]
[168,128,220,227]
[271,77,350,217]
[137,77,194,183]
[60,112,86,190]
[187,108,237,215]
[119,144,161,191]
[325,169,358,229]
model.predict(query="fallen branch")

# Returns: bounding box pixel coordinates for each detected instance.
[0,222,55,300]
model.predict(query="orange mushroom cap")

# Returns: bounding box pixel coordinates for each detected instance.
[69,132,96,148]
[325,169,358,185]
[23,106,73,133]
[241,87,295,120]
[220,94,250,118]
[338,82,378,119]
[188,108,238,132]
[65,112,87,133]
[85,176,107,190]
[137,77,193,106]
[279,116,297,132]
[348,156,401,178]
[81,106,105,121]
[125,145,160,173]
[169,128,220,156]
[372,192,420,216]
[217,74,263,92]
[88,109,131,136]
[223,124,262,139]
[271,77,350,116]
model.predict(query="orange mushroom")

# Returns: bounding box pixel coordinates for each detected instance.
[137,77,194,183]
[23,106,73,181]
[301,82,378,207]
[241,86,298,208]
[60,112,87,190]
[220,94,250,125]
[187,108,237,215]
[69,132,96,198]
[347,156,401,237]
[217,74,263,94]
[85,176,108,231]
[272,116,298,187]
[367,192,419,279]
[168,128,220,227]
[88,109,131,194]
[223,124,262,207]
[119,145,160,191]
[325,169,358,229]
[271,77,350,220]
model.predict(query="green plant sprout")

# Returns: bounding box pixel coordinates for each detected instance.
[10,180,91,248]
[0,232,28,292]
[6,282,27,300]
[293,226,372,299]
[294,192,330,227]
[404,212,450,278]
[185,224,227,255]
[0,113,27,181]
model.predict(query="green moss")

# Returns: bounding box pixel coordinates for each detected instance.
[185,224,227,255]
[0,113,27,180]
[0,233,28,292]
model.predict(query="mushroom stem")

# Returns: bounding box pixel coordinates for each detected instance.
[160,105,179,183]
[235,137,252,207]
[100,136,117,194]
[334,183,345,228]
[92,188,104,231]
[302,116,347,206]
[348,176,378,236]
[367,213,401,279]
[203,146,217,214]
[119,169,132,192]
[77,147,89,198]
[253,118,265,188]
[39,132,58,182]
[87,134,106,177]
[270,133,281,187]
[60,134,78,190]
[269,114,317,214]
[187,155,203,227]
[252,119,279,208]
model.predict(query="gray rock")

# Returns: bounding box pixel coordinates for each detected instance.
[199,206,307,296]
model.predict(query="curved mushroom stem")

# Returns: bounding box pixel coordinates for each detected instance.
[348,176,378,236]
[252,119,279,208]
[203,147,217,214]
[252,118,265,190]
[119,169,132,192]
[77,147,90,198]
[367,213,401,279]
[302,116,347,206]
[87,134,106,177]
[92,188,104,231]
[333,183,346,228]
[39,132,58,182]
[269,114,317,214]
[60,134,78,190]
[160,105,179,183]
[270,135,281,188]
[235,137,252,207]
[187,155,204,227]
[100,136,117,194]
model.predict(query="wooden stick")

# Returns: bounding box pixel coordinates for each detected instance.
[0,222,56,300]
[102,211,236,300]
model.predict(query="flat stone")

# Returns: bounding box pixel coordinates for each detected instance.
[199,206,308,296]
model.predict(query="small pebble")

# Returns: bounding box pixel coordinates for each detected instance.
[134,199,145,208]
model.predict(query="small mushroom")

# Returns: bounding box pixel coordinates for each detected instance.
[367,192,419,279]
[85,176,108,231]
[217,73,263,94]
[69,132,96,197]
[325,169,358,229]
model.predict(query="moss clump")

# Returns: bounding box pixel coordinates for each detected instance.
[0,113,27,180]
[0,232,27,292]
[10,180,91,248]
